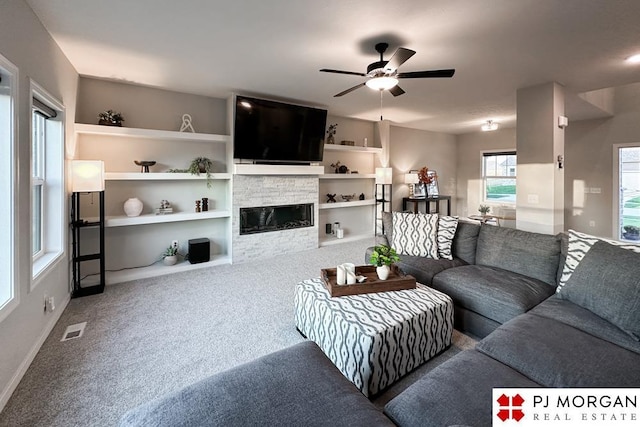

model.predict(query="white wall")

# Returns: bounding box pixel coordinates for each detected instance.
[0,0,78,410]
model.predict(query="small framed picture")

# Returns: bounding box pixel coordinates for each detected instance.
[413,182,426,198]
[426,170,439,197]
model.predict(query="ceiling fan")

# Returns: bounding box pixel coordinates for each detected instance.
[320,42,455,97]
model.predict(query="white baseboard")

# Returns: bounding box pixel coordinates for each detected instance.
[0,293,71,412]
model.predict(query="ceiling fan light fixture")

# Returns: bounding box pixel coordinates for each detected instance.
[625,53,640,64]
[481,120,499,131]
[366,76,399,91]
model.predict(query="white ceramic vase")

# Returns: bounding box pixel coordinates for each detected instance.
[376,265,390,280]
[124,197,143,217]
[163,255,178,266]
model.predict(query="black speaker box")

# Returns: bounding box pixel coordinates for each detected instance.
[188,238,210,264]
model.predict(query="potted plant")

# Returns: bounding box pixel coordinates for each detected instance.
[623,225,640,240]
[97,110,125,126]
[326,123,337,144]
[478,204,491,216]
[369,244,400,280]
[188,157,214,188]
[162,246,178,266]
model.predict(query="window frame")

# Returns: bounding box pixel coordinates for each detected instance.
[0,53,19,323]
[481,150,517,205]
[613,143,640,242]
[30,80,65,289]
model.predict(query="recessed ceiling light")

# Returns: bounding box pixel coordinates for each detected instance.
[625,54,640,64]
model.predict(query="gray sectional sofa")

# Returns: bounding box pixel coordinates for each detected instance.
[121,215,640,426]
[369,213,562,338]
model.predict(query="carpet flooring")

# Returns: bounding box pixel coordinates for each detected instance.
[0,239,476,426]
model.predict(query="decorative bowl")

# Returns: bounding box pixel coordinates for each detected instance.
[341,194,356,202]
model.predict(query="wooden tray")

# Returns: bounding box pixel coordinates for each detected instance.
[321,265,416,297]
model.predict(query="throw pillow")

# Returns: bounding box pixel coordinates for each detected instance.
[391,212,439,258]
[437,215,459,260]
[557,229,640,293]
[558,240,640,341]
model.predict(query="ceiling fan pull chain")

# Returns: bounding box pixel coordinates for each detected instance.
[380,90,384,121]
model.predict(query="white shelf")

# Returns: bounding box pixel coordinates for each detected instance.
[105,172,231,181]
[105,255,231,285]
[234,164,324,175]
[319,173,376,180]
[75,123,230,143]
[324,145,382,154]
[319,233,375,247]
[85,210,231,227]
[319,199,376,209]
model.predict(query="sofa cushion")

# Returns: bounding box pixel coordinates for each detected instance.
[391,212,439,258]
[431,265,556,324]
[120,341,394,427]
[530,295,640,355]
[396,255,467,286]
[437,215,459,260]
[476,313,640,388]
[451,221,480,265]
[475,225,561,286]
[384,350,540,427]
[557,229,640,292]
[558,240,640,341]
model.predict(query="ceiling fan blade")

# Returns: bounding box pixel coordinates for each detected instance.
[334,83,366,97]
[320,68,367,77]
[389,85,405,97]
[397,69,456,79]
[383,48,416,73]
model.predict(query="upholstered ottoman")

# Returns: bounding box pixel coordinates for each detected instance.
[294,278,454,397]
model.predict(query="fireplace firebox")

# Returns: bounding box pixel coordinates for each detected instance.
[240,203,314,235]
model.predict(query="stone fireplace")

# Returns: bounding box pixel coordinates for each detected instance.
[232,174,319,263]
[240,203,313,235]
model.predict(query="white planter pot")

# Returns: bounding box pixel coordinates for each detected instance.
[124,197,143,217]
[163,255,178,266]
[376,265,390,280]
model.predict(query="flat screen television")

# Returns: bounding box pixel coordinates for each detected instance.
[233,95,327,163]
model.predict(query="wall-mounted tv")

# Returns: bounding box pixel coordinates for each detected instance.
[233,95,327,163]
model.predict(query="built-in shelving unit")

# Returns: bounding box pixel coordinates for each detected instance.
[319,144,382,245]
[74,123,232,284]
[105,172,231,181]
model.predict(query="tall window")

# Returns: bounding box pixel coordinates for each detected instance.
[31,81,65,287]
[482,151,517,203]
[616,145,640,242]
[1,54,18,322]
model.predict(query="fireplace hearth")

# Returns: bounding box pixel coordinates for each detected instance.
[240,203,314,235]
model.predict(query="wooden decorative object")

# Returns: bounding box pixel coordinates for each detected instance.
[321,265,416,297]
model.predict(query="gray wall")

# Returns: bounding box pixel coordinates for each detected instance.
[0,0,78,409]
[389,126,457,213]
[77,78,227,134]
[564,82,640,238]
[456,127,516,217]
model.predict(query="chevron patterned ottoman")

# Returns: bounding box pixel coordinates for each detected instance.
[294,278,454,397]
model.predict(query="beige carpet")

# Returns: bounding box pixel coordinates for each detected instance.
[0,238,477,426]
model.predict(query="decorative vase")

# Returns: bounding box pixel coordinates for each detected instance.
[376,265,390,280]
[327,135,335,144]
[163,255,178,266]
[123,197,143,217]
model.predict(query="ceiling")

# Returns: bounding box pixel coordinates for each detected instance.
[25,0,640,134]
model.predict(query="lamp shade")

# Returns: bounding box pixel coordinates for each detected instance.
[404,173,419,184]
[375,167,393,185]
[71,160,105,192]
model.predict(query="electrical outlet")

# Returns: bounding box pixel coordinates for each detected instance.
[171,240,179,250]
[44,295,55,312]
